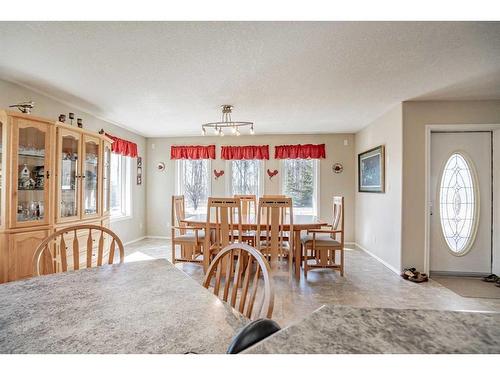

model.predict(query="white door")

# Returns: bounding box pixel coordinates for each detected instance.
[430,132,492,275]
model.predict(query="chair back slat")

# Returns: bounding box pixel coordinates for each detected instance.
[171,196,187,234]
[229,249,243,308]
[203,243,274,320]
[32,225,124,277]
[86,229,93,267]
[205,197,242,256]
[256,197,293,265]
[60,236,68,272]
[245,266,261,318]
[72,230,79,270]
[238,257,253,312]
[108,238,116,265]
[97,231,104,266]
[222,247,234,301]
[332,196,344,240]
[234,195,256,224]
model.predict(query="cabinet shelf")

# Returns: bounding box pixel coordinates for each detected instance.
[18,153,45,159]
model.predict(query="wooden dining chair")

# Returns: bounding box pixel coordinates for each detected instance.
[301,196,345,277]
[203,243,274,319]
[235,194,257,245]
[234,194,257,222]
[204,197,242,271]
[32,224,124,276]
[171,195,205,264]
[256,197,293,270]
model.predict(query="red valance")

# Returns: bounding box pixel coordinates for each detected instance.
[170,145,216,160]
[221,145,269,160]
[274,144,326,159]
[105,133,138,158]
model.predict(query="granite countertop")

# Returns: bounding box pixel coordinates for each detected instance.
[244,304,500,354]
[0,259,248,354]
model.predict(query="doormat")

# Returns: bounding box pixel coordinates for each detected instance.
[433,276,500,299]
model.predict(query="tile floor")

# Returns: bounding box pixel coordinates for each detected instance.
[124,238,500,327]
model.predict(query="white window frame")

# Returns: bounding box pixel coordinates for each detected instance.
[225,159,264,197]
[175,159,212,214]
[280,159,320,217]
[110,153,132,221]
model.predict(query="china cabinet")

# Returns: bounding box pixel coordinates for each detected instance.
[0,110,112,283]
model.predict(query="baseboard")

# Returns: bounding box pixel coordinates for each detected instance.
[145,236,171,240]
[354,242,401,275]
[123,236,146,246]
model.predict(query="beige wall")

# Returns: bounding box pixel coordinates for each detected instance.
[355,104,403,272]
[146,134,356,241]
[494,129,500,275]
[0,79,147,244]
[402,100,500,271]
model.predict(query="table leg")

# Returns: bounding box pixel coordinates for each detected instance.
[294,230,302,279]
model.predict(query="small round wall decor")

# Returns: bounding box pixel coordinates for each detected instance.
[157,162,166,172]
[332,163,343,174]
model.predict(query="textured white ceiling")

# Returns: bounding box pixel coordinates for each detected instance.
[0,22,499,137]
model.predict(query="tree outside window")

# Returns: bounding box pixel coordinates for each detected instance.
[178,159,210,214]
[282,159,317,215]
[231,160,261,196]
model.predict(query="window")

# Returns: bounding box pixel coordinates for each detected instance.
[229,160,262,196]
[439,152,478,254]
[110,153,132,219]
[176,159,211,214]
[281,159,319,216]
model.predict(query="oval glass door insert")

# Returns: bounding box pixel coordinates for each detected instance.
[439,152,478,255]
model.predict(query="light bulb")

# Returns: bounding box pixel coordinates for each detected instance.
[250,126,255,135]
[219,128,224,137]
[231,126,237,134]
[236,129,241,136]
[202,127,206,136]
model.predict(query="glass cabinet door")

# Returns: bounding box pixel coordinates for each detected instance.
[58,129,81,221]
[103,142,111,215]
[82,135,100,218]
[13,120,51,226]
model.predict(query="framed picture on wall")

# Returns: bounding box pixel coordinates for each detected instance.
[137,156,143,185]
[358,145,385,193]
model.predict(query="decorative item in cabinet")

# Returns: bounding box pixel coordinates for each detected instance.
[57,129,81,221]
[13,119,51,225]
[82,136,100,217]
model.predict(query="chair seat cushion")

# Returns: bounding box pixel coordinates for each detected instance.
[301,233,340,247]
[259,241,290,250]
[175,231,205,243]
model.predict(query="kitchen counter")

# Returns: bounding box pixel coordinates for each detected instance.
[0,259,248,353]
[244,304,500,354]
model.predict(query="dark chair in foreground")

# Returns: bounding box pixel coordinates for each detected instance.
[227,318,281,354]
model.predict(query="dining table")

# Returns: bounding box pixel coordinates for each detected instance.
[243,304,500,354]
[0,259,248,354]
[182,214,328,278]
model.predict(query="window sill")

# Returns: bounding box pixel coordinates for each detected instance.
[110,214,133,223]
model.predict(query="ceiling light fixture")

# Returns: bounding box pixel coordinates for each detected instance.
[202,105,254,137]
